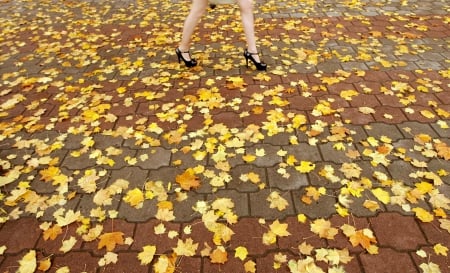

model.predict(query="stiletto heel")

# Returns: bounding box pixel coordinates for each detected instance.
[243,49,267,71]
[176,48,197,68]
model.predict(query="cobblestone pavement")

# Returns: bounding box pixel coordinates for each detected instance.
[0,0,449,272]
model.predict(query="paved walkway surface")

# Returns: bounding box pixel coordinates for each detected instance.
[0,0,449,272]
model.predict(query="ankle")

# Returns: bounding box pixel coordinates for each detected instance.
[178,46,190,53]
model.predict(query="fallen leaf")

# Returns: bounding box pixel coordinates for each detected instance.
[210,246,228,264]
[17,250,37,273]
[38,257,52,271]
[123,188,145,208]
[173,238,198,257]
[270,220,291,237]
[267,191,289,211]
[138,245,157,265]
[98,232,124,252]
[310,219,338,240]
[175,168,201,191]
[235,246,248,261]
[244,260,257,273]
[60,236,77,253]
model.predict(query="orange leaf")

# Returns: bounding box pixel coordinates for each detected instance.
[435,142,450,160]
[43,224,62,241]
[98,232,124,251]
[175,168,200,191]
[210,246,228,264]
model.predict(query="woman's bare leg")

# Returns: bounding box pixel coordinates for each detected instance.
[179,0,209,60]
[237,0,260,62]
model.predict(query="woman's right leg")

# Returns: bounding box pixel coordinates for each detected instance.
[179,0,209,60]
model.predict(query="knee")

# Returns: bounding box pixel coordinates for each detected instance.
[238,0,253,12]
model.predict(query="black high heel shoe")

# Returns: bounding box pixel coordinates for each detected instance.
[244,49,267,71]
[176,48,197,68]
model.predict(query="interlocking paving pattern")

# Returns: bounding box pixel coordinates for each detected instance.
[0,0,449,272]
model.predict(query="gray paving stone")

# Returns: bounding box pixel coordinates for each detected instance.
[292,189,337,219]
[228,165,265,193]
[117,198,158,222]
[318,142,350,164]
[171,192,205,222]
[106,166,149,189]
[267,166,309,191]
[206,190,249,217]
[347,190,381,217]
[364,123,404,141]
[285,142,322,162]
[427,159,450,185]
[249,189,295,220]
[393,139,430,163]
[399,121,441,138]
[171,149,207,169]
[387,160,419,186]
[262,132,291,146]
[0,148,34,168]
[100,147,137,170]
[61,133,86,150]
[77,193,120,218]
[39,195,82,222]
[92,134,124,149]
[345,124,369,144]
[246,143,283,168]
[60,152,97,170]
[430,122,450,138]
[135,147,172,170]
[309,162,343,189]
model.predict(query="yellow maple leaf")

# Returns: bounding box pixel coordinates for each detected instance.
[433,244,448,256]
[242,154,257,162]
[17,250,36,273]
[311,219,338,240]
[412,207,434,222]
[173,238,198,257]
[371,188,390,204]
[60,236,77,253]
[420,110,436,119]
[439,219,450,233]
[270,220,291,237]
[244,260,257,273]
[340,89,359,100]
[55,209,81,227]
[123,188,144,208]
[313,100,336,116]
[297,214,307,223]
[295,161,315,173]
[226,76,247,89]
[419,262,442,273]
[435,141,450,160]
[98,252,119,266]
[98,232,124,252]
[235,246,248,261]
[77,169,99,193]
[267,191,289,211]
[359,106,375,114]
[156,208,175,222]
[39,166,60,182]
[154,254,176,273]
[138,245,157,265]
[298,242,314,256]
[363,200,380,212]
